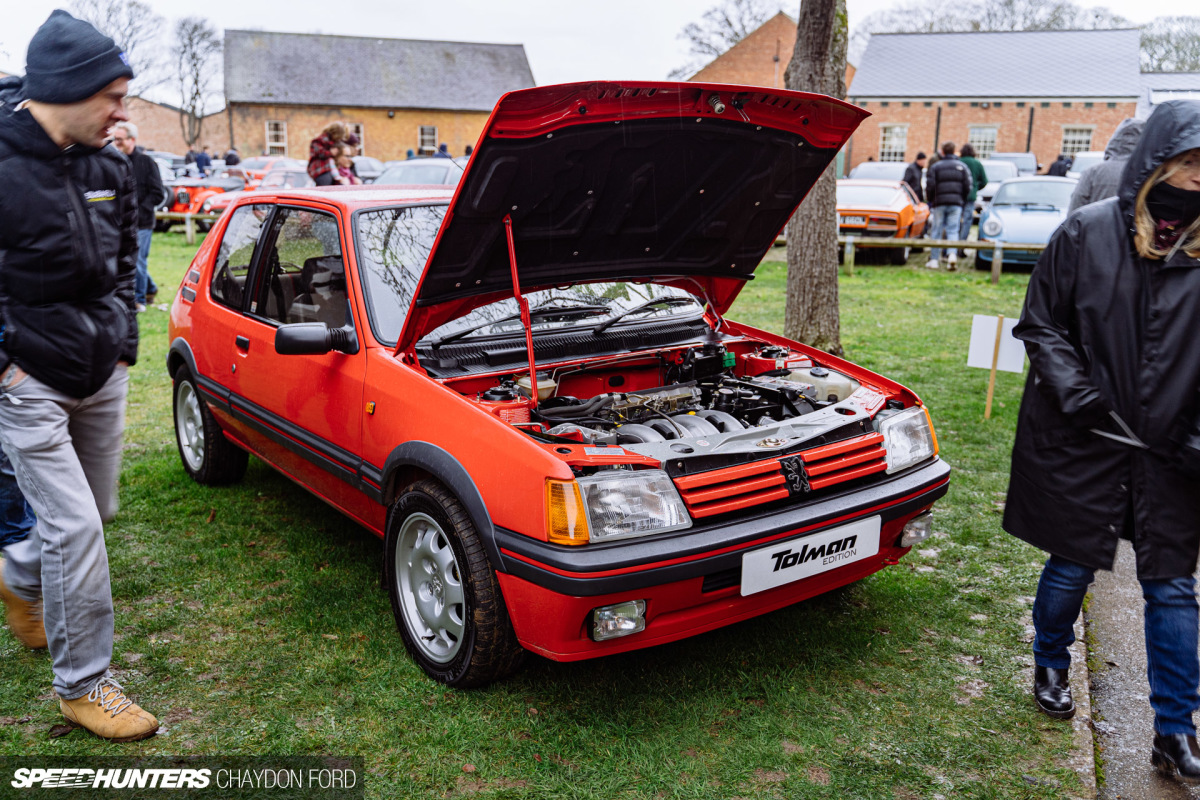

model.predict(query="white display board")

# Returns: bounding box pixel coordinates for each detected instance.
[967,315,1026,374]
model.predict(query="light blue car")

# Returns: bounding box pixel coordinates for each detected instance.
[976,176,1077,270]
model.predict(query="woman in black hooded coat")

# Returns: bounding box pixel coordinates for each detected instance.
[1004,99,1200,782]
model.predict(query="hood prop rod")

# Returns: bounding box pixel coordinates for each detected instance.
[503,215,538,410]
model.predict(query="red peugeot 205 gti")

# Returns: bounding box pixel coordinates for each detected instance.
[168,81,949,687]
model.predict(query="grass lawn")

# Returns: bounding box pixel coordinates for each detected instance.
[0,236,1076,799]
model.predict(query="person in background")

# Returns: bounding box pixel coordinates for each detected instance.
[958,143,988,259]
[464,144,473,157]
[0,8,158,742]
[194,144,211,177]
[405,148,415,160]
[1005,100,1200,784]
[335,144,361,185]
[1047,153,1073,176]
[223,146,240,166]
[923,141,971,269]
[1069,119,1145,213]
[904,151,926,203]
[308,121,348,186]
[110,121,163,311]
[434,143,451,158]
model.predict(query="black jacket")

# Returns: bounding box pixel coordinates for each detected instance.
[1047,156,1072,177]
[130,145,165,230]
[903,161,924,203]
[0,76,139,399]
[1003,99,1200,580]
[924,155,970,207]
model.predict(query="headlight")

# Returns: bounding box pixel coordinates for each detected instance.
[201,198,213,212]
[573,470,691,542]
[981,217,1003,237]
[878,406,938,474]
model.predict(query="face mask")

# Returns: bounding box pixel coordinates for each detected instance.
[1147,181,1200,226]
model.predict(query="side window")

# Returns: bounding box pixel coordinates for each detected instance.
[257,208,347,327]
[900,184,918,205]
[210,204,272,310]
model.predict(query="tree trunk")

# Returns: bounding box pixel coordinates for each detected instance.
[783,0,848,355]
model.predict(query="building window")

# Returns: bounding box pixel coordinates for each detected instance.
[970,102,979,107]
[881,101,889,107]
[902,101,910,107]
[1061,126,1094,155]
[879,124,908,162]
[1063,102,1073,109]
[349,123,365,155]
[1084,102,1093,109]
[994,102,1003,108]
[265,121,287,156]
[418,125,437,155]
[1108,102,1116,108]
[924,102,932,108]
[1017,102,1026,108]
[967,126,999,157]
[948,102,957,107]
[1041,102,1050,108]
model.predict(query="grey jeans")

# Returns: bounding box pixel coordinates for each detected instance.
[0,364,127,700]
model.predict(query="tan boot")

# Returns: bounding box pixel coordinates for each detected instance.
[0,564,46,649]
[60,678,158,742]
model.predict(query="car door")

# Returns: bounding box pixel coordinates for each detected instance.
[195,202,274,445]
[232,203,371,513]
[900,184,929,235]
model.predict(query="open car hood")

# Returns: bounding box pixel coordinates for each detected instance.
[398,81,868,351]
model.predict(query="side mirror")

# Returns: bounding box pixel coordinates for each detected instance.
[275,319,359,356]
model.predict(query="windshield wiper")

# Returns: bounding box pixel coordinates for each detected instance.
[429,303,610,348]
[591,296,702,336]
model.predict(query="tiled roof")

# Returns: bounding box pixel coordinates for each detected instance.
[224,30,536,111]
[849,29,1142,99]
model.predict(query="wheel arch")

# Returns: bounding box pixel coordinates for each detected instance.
[382,442,501,568]
[167,338,198,381]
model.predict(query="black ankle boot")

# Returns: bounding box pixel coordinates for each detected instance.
[1033,665,1075,719]
[1152,733,1200,783]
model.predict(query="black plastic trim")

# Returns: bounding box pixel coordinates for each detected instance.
[495,458,950,596]
[227,394,362,485]
[380,441,501,566]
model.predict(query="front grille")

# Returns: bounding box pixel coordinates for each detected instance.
[175,189,190,206]
[674,432,888,519]
[701,566,741,593]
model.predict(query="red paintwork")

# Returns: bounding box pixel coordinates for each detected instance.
[168,82,947,666]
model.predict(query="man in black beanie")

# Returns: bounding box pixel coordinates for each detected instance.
[0,9,158,742]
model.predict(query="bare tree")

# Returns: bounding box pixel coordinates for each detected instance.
[783,0,847,354]
[1141,16,1200,72]
[670,0,781,79]
[70,0,165,92]
[174,17,222,149]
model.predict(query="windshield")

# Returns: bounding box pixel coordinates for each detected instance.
[848,162,907,180]
[354,205,699,347]
[837,184,903,206]
[375,162,459,186]
[992,181,1075,209]
[980,161,1018,183]
[260,171,313,189]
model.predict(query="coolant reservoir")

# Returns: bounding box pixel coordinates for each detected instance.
[516,372,557,401]
[783,366,859,402]
[475,384,533,424]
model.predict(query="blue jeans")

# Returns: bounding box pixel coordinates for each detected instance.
[958,202,974,249]
[0,447,34,549]
[1033,554,1200,735]
[135,228,158,305]
[928,204,962,262]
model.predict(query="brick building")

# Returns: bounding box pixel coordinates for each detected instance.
[124,96,225,155]
[688,12,856,91]
[846,29,1143,172]
[223,30,535,162]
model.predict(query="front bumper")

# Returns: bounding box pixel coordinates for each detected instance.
[495,457,950,660]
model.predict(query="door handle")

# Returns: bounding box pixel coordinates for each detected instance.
[235,336,250,351]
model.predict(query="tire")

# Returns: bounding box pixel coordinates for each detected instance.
[889,246,911,265]
[196,220,212,233]
[385,479,524,688]
[172,369,248,485]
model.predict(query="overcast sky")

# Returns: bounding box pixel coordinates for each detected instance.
[0,0,1185,92]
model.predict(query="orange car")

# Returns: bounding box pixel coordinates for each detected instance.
[836,179,929,264]
[222,156,305,189]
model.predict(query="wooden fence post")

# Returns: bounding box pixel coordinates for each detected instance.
[184,214,195,245]
[990,241,1003,285]
[844,236,856,276]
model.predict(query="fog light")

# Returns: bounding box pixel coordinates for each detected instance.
[591,600,646,641]
[899,512,933,548]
